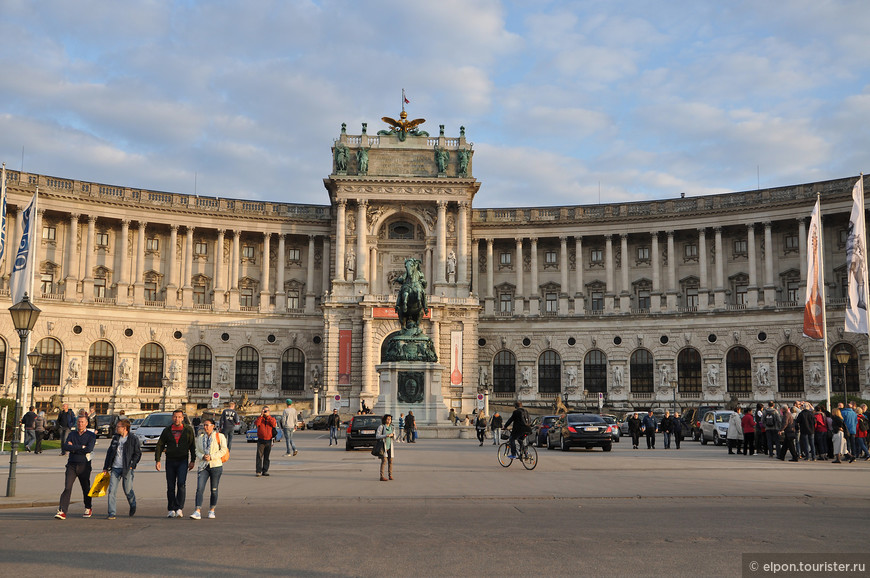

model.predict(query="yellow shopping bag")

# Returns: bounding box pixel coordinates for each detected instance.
[88,471,110,498]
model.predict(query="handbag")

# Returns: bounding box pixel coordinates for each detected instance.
[371,439,385,457]
[88,471,110,498]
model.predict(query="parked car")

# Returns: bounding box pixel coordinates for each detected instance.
[547,413,613,452]
[346,415,383,450]
[307,415,330,430]
[684,405,723,441]
[43,419,59,440]
[94,414,115,438]
[699,410,736,446]
[529,415,559,447]
[135,412,191,451]
[246,423,285,443]
[599,414,621,442]
[130,418,144,432]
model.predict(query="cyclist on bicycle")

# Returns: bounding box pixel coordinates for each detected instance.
[503,401,531,459]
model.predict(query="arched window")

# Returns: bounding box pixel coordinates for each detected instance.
[678,348,702,393]
[492,350,516,393]
[87,340,114,387]
[235,346,259,390]
[584,350,607,393]
[188,345,212,389]
[538,350,561,393]
[830,343,859,393]
[726,346,752,392]
[34,337,62,386]
[630,349,654,393]
[282,348,305,391]
[138,343,164,388]
[777,345,804,393]
[0,338,6,384]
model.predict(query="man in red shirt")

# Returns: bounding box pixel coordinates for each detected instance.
[255,406,277,477]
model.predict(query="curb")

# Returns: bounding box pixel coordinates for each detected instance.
[0,501,62,510]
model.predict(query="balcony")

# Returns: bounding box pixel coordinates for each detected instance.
[139,387,163,394]
[87,386,112,394]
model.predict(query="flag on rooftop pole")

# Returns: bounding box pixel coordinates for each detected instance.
[0,163,7,266]
[403,88,410,104]
[845,174,869,334]
[803,195,826,340]
[10,187,37,305]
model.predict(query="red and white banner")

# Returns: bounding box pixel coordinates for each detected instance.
[338,330,352,385]
[803,197,825,340]
[450,330,463,386]
[845,175,868,334]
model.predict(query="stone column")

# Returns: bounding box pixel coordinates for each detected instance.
[260,232,271,312]
[457,201,469,291]
[605,235,614,312]
[713,226,725,308]
[229,230,240,311]
[515,237,524,313]
[485,238,494,315]
[65,214,80,301]
[472,238,480,296]
[276,233,286,310]
[559,236,569,313]
[797,217,807,302]
[335,200,346,282]
[182,226,194,308]
[81,216,96,303]
[307,235,318,312]
[650,232,660,311]
[619,233,630,310]
[436,200,447,285]
[698,228,708,311]
[368,245,378,294]
[356,201,367,284]
[747,223,758,307]
[529,237,539,315]
[132,221,146,305]
[666,231,677,310]
[574,236,584,314]
[321,236,330,296]
[362,317,373,395]
[165,224,179,307]
[214,229,225,307]
[763,221,775,304]
[116,219,130,305]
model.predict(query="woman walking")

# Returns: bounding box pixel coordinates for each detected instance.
[191,418,228,519]
[375,414,395,481]
[34,411,46,454]
[813,406,828,460]
[831,408,848,464]
[741,407,755,456]
[475,412,488,446]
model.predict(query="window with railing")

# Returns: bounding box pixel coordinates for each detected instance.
[145,282,158,301]
[545,292,558,313]
[40,273,53,295]
[590,291,604,311]
[499,292,512,313]
[240,288,254,307]
[287,291,300,310]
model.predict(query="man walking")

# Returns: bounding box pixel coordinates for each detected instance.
[21,406,37,452]
[405,410,417,443]
[55,415,96,519]
[796,402,816,461]
[490,412,503,445]
[642,410,657,449]
[102,419,141,519]
[762,401,782,459]
[660,411,673,449]
[58,403,77,455]
[628,412,642,449]
[255,406,277,476]
[218,401,241,450]
[841,402,858,459]
[155,409,196,518]
[281,399,299,457]
[777,404,799,461]
[672,411,683,449]
[327,408,341,446]
[397,413,404,443]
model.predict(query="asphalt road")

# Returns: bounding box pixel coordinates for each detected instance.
[0,430,867,577]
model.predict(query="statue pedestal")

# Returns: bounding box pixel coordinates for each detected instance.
[375,362,446,426]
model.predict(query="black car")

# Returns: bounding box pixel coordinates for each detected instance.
[683,405,723,441]
[94,414,115,438]
[547,413,613,452]
[346,415,383,450]
[307,415,330,430]
[43,419,60,440]
[529,415,559,447]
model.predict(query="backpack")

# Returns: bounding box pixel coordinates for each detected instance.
[764,410,776,428]
[859,416,869,433]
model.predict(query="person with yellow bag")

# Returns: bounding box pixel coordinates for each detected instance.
[101,419,142,519]
[55,415,96,520]
[190,418,228,520]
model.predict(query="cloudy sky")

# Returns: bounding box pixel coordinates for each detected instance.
[1,0,868,208]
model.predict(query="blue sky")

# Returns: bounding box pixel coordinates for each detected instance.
[1,0,868,207]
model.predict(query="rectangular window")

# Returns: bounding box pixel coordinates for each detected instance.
[590,291,604,311]
[637,247,650,261]
[685,244,698,258]
[287,291,300,309]
[40,274,53,295]
[545,251,558,265]
[144,282,158,301]
[590,249,603,263]
[787,281,799,302]
[96,232,109,247]
[733,239,747,255]
[288,248,301,261]
[686,288,699,308]
[94,278,106,299]
[736,285,748,305]
[43,226,56,241]
[785,233,799,251]
[499,293,512,313]
[140,402,159,411]
[242,246,255,259]
[545,292,558,312]
[240,288,254,307]
[193,285,206,304]
[146,238,159,252]
[194,242,208,256]
[637,290,651,310]
[499,252,511,266]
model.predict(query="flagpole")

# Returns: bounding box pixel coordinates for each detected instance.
[818,193,832,410]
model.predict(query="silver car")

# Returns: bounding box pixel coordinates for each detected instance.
[699,410,735,446]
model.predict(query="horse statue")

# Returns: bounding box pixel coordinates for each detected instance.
[394,258,428,336]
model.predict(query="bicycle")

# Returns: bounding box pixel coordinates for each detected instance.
[497,431,537,470]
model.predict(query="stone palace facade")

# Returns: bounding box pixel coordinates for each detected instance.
[0,117,866,416]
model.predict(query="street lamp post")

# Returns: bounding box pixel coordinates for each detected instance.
[835,348,851,409]
[6,294,41,497]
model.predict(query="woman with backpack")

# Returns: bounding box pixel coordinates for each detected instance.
[190,418,228,520]
[475,412,488,446]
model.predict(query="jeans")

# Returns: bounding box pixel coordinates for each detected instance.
[256,440,272,474]
[492,428,501,445]
[195,465,222,509]
[743,432,755,455]
[164,459,189,511]
[283,428,297,454]
[59,462,92,513]
[846,433,855,456]
[329,427,339,445]
[663,432,671,449]
[814,431,828,457]
[855,436,869,459]
[765,430,781,458]
[222,429,235,451]
[397,426,403,442]
[779,435,798,460]
[645,431,655,448]
[509,434,522,457]
[107,467,136,516]
[799,432,815,460]
[23,430,36,450]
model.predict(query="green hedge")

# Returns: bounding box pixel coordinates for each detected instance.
[0,398,17,440]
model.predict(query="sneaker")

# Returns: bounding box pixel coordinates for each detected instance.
[175,509,183,518]
[83,508,92,518]
[129,505,136,517]
[262,472,270,476]
[55,511,66,520]
[256,473,262,477]
[190,511,201,520]
[207,510,216,519]
[292,450,298,456]
[106,515,116,520]
[167,510,177,518]
[285,453,293,457]
[507,454,517,459]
